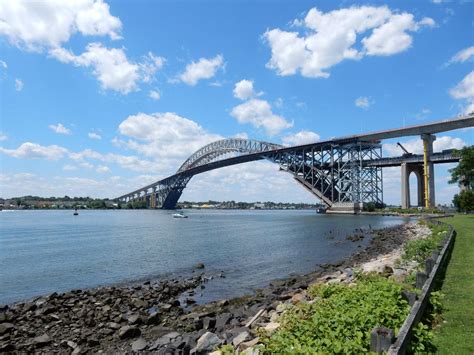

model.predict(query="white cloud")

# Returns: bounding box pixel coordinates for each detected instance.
[444,46,474,66]
[50,43,164,94]
[233,132,249,139]
[383,135,466,156]
[88,132,102,140]
[449,71,474,115]
[0,60,7,69]
[177,55,224,86]
[0,133,7,141]
[263,6,434,78]
[230,99,293,136]
[149,90,161,100]
[355,96,372,109]
[14,78,23,91]
[96,165,110,173]
[49,123,72,135]
[233,79,258,100]
[0,142,68,160]
[117,112,222,166]
[0,0,121,51]
[282,131,321,146]
[62,164,77,171]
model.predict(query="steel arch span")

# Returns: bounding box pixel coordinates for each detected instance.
[115,138,384,210]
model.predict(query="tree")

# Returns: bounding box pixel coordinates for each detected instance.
[449,146,474,190]
[453,190,474,212]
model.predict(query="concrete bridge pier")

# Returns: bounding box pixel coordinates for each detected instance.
[401,134,436,209]
[401,163,425,208]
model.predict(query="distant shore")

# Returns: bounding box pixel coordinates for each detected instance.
[0,220,427,354]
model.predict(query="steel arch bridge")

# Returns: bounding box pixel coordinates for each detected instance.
[115,115,473,212]
[116,138,384,210]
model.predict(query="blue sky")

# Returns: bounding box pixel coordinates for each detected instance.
[0,0,473,204]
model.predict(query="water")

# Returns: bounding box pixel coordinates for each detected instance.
[0,210,410,305]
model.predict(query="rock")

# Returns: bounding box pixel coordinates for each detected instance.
[382,265,394,276]
[72,346,82,355]
[209,351,222,355]
[241,346,260,355]
[291,293,307,304]
[127,314,141,325]
[162,331,181,341]
[107,322,121,330]
[0,313,7,322]
[147,311,160,325]
[186,298,196,305]
[263,322,280,335]
[239,337,260,351]
[215,313,232,330]
[33,334,51,346]
[192,331,221,352]
[0,343,15,352]
[131,298,148,309]
[87,337,100,346]
[149,326,173,338]
[161,304,173,312]
[195,263,205,269]
[118,326,141,339]
[232,331,250,347]
[0,323,14,335]
[131,337,147,351]
[203,317,216,330]
[67,340,79,349]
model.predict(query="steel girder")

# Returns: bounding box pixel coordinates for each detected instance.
[177,138,282,172]
[117,139,383,209]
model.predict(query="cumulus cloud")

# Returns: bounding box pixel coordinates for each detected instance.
[355,96,372,109]
[96,165,110,173]
[62,164,77,171]
[0,142,68,160]
[14,78,23,91]
[0,133,7,141]
[0,0,121,51]
[383,135,466,156]
[263,6,434,78]
[230,99,293,136]
[149,90,161,100]
[233,79,259,100]
[447,46,474,65]
[282,131,321,146]
[50,43,164,94]
[449,71,474,115]
[117,112,223,165]
[176,55,224,86]
[0,60,7,69]
[49,123,72,135]
[88,132,102,140]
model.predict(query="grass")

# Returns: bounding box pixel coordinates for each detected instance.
[432,214,474,354]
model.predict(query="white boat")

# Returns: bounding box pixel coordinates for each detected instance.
[172,212,188,218]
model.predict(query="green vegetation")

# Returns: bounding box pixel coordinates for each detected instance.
[432,215,474,354]
[385,207,444,214]
[126,200,147,209]
[450,146,474,212]
[401,222,448,264]
[259,275,410,353]
[452,190,474,212]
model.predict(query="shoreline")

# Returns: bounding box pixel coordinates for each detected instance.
[0,221,426,353]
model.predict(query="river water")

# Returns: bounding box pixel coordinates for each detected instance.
[0,210,410,305]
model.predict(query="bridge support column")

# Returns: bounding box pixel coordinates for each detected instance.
[150,187,157,209]
[421,134,436,208]
[401,163,425,209]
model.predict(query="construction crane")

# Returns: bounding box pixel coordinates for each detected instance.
[397,142,413,157]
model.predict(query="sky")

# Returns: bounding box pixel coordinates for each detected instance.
[0,0,473,205]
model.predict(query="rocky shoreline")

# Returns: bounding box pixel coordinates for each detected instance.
[0,221,428,354]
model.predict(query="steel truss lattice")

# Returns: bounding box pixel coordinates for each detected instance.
[117,139,383,209]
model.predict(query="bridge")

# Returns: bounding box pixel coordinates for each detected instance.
[116,115,473,213]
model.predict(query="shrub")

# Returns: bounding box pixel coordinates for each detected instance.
[260,275,410,353]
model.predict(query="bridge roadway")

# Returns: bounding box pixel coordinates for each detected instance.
[116,115,473,210]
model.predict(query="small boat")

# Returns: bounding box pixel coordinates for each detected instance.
[73,208,79,216]
[316,207,326,214]
[172,212,188,218]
